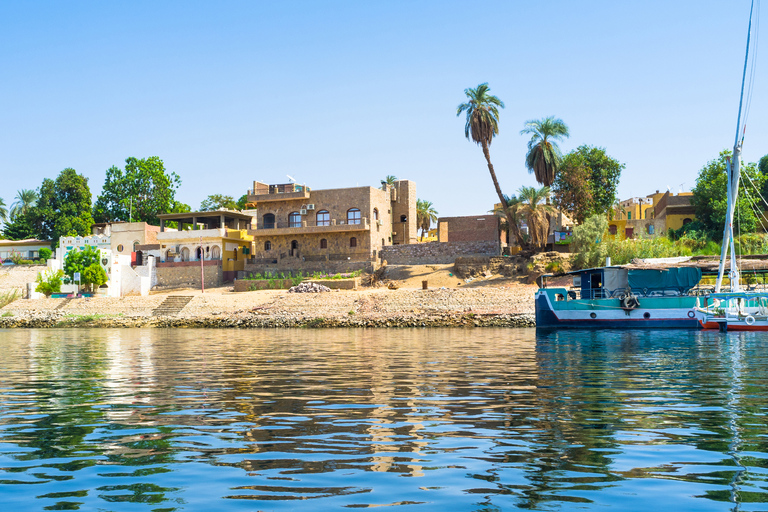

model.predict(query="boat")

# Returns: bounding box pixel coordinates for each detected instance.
[695,0,764,331]
[535,265,703,329]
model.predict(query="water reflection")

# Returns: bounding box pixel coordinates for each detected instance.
[0,328,766,510]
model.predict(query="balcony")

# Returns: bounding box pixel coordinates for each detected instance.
[247,183,311,204]
[251,218,370,236]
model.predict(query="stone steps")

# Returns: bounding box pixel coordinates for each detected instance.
[152,296,194,316]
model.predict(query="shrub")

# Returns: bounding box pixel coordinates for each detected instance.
[82,263,108,292]
[35,269,64,297]
[0,289,21,308]
[38,247,52,260]
[572,215,609,269]
[545,261,563,273]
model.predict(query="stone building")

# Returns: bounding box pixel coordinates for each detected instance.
[245,180,417,264]
[437,215,504,246]
[91,221,160,265]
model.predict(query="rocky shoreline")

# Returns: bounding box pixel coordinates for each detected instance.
[0,285,539,329]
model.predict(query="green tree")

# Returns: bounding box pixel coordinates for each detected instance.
[514,186,555,250]
[572,214,609,270]
[2,211,37,240]
[200,194,237,211]
[521,116,570,187]
[0,198,7,224]
[236,194,250,210]
[691,150,766,237]
[63,245,106,292]
[457,83,514,231]
[93,156,181,225]
[759,154,768,175]
[10,189,38,219]
[31,168,94,247]
[492,193,525,249]
[384,175,397,185]
[553,145,623,222]
[416,199,438,240]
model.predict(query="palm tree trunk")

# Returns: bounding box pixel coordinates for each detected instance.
[482,141,524,249]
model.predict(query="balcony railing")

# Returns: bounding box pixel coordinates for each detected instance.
[253,218,370,231]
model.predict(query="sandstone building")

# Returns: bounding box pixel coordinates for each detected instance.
[245,180,417,264]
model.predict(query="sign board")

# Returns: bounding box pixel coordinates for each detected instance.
[73,272,81,282]
[554,231,573,245]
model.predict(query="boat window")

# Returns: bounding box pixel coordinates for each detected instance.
[555,294,565,302]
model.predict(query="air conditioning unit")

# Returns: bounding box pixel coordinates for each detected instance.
[307,204,315,210]
[339,221,345,225]
[300,208,307,215]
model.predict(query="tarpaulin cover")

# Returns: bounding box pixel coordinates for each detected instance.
[628,267,702,292]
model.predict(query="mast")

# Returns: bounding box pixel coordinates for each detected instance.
[715,0,756,293]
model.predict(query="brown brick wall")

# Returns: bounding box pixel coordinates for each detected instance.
[438,215,501,243]
[155,264,222,288]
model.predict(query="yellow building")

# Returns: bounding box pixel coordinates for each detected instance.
[608,190,695,239]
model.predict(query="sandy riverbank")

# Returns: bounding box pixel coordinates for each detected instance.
[0,264,538,328]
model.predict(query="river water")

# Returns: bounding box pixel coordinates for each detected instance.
[0,328,767,511]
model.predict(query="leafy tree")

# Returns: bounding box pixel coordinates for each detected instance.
[691,150,766,237]
[38,247,52,260]
[93,156,181,225]
[63,245,106,292]
[384,175,397,185]
[2,211,37,241]
[513,186,554,250]
[35,269,64,297]
[521,116,570,186]
[0,198,7,224]
[457,83,514,232]
[760,154,768,175]
[416,199,438,240]
[31,168,94,247]
[553,145,623,222]
[236,194,249,210]
[10,189,38,219]
[572,214,609,270]
[200,194,237,211]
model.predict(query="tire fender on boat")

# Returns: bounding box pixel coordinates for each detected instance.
[746,315,755,325]
[687,310,696,319]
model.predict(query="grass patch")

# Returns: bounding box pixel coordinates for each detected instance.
[0,289,21,309]
[57,313,115,325]
[304,318,326,328]
[1,312,13,317]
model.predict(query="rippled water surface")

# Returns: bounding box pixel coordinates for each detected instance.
[1,328,768,511]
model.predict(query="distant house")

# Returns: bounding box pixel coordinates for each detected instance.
[437,215,504,246]
[0,239,51,261]
[608,190,695,239]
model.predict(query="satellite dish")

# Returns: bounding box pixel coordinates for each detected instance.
[286,175,296,183]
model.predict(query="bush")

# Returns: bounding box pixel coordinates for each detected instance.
[35,269,64,297]
[38,247,52,260]
[572,215,609,269]
[0,289,21,308]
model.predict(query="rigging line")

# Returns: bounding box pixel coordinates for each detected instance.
[742,0,760,137]
[738,186,768,235]
[736,0,756,148]
[739,169,768,227]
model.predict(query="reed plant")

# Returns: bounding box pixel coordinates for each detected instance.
[0,289,20,309]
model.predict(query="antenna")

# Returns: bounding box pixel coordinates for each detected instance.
[286,175,296,183]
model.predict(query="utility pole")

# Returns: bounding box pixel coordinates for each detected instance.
[200,235,205,293]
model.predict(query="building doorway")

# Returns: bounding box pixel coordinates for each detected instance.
[291,240,299,257]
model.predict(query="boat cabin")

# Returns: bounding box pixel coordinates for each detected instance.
[562,266,702,299]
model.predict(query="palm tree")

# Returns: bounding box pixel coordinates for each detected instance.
[10,189,38,219]
[0,198,7,224]
[384,175,397,185]
[457,83,514,229]
[514,186,555,249]
[520,116,570,187]
[416,199,438,240]
[491,193,526,249]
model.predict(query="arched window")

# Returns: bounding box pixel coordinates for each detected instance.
[133,241,140,251]
[347,208,361,225]
[289,212,301,228]
[263,213,275,229]
[373,208,379,221]
[609,225,618,236]
[683,218,693,225]
[195,247,203,260]
[320,239,327,249]
[350,237,357,248]
[181,247,190,261]
[316,210,330,226]
[165,249,172,262]
[264,241,272,251]
[211,246,221,260]
[400,214,407,222]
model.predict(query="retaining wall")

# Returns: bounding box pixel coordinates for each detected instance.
[155,263,222,289]
[381,241,501,265]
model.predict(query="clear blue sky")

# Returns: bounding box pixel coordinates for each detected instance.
[1,0,765,218]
